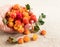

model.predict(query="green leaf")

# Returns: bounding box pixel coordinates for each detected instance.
[26,4,30,10]
[12,38,17,43]
[41,13,46,18]
[7,37,17,44]
[38,16,41,20]
[38,20,45,25]
[2,18,7,25]
[34,23,40,32]
[33,13,46,32]
[38,13,45,25]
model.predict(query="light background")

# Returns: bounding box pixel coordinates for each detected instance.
[0,0,60,47]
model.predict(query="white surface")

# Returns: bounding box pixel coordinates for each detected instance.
[0,0,60,47]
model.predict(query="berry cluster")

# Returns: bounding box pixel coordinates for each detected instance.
[5,4,37,34]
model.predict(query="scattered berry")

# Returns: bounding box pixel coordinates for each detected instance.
[23,36,30,42]
[40,30,46,36]
[18,38,24,44]
[32,34,38,41]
